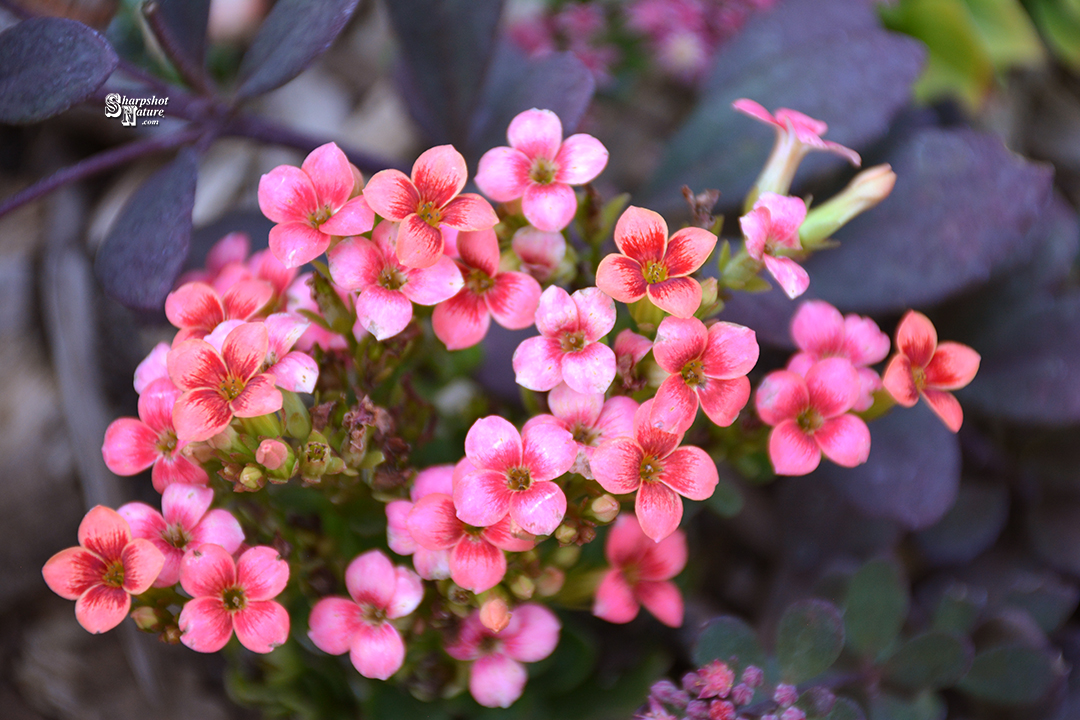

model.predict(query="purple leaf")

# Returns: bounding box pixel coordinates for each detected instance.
[915,479,1009,566]
[236,0,361,99]
[0,17,118,125]
[155,0,210,65]
[94,149,197,312]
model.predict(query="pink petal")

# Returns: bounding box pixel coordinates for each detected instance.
[508,108,563,159]
[138,377,181,433]
[637,580,684,627]
[522,182,577,232]
[895,310,938,368]
[572,287,616,342]
[853,368,882,412]
[229,375,283,418]
[180,543,237,598]
[511,227,566,279]
[440,193,499,231]
[351,622,405,680]
[402,255,464,306]
[816,414,871,467]
[117,501,166,541]
[166,283,224,332]
[265,313,309,356]
[161,483,213,529]
[308,596,363,655]
[487,272,542,330]
[454,469,515,528]
[769,420,821,475]
[301,142,353,210]
[387,567,424,618]
[234,600,289,653]
[269,222,331,269]
[203,320,243,353]
[356,286,413,340]
[647,277,702,318]
[43,547,106,600]
[396,214,444,269]
[406,494,464,550]
[413,465,456,500]
[465,416,524,472]
[363,169,420,221]
[412,145,468,207]
[763,255,810,300]
[134,342,171,394]
[591,437,643,494]
[237,546,288,602]
[638,526,688,581]
[79,506,132,561]
[554,133,608,184]
[475,146,531,202]
[222,322,270,380]
[345,550,397,609]
[703,322,760,378]
[633,400,683,458]
[791,300,845,356]
[179,596,233,651]
[268,351,318,393]
[450,535,507,593]
[653,316,708,373]
[206,232,250,274]
[534,284,578,337]
[660,446,718,501]
[386,500,417,555]
[613,206,667,263]
[732,98,780,127]
[151,454,210,493]
[754,192,807,245]
[221,279,274,321]
[755,370,809,426]
[327,237,382,291]
[75,584,131,634]
[650,376,698,435]
[593,568,639,623]
[189,509,245,555]
[510,481,567,536]
[595,254,647,304]
[663,227,716,277]
[481,516,536,552]
[548,383,603,427]
[502,603,560,661]
[697,376,751,427]
[168,339,228,392]
[321,195,375,236]
[433,290,491,350]
[739,207,770,261]
[561,342,616,395]
[470,653,527,708]
[844,314,891,366]
[922,388,964,432]
[635,481,683,541]
[882,354,919,407]
[413,548,451,580]
[102,418,159,476]
[594,396,638,442]
[806,357,860,418]
[173,389,232,443]
[258,165,318,224]
[925,342,980,390]
[513,335,565,392]
[457,228,500,275]
[522,422,576,481]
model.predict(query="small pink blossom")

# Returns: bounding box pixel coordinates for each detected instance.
[512,226,567,281]
[178,544,290,653]
[102,378,209,493]
[43,506,165,634]
[118,484,244,587]
[755,357,871,475]
[740,192,810,299]
[882,311,980,432]
[593,514,686,627]
[328,221,464,341]
[512,285,616,395]
[179,232,298,301]
[733,99,861,166]
[698,660,736,699]
[363,145,498,269]
[258,142,375,268]
[615,329,653,390]
[134,342,171,394]
[429,228,541,350]
[475,108,608,232]
[285,273,349,352]
[165,279,274,343]
[446,603,560,708]
[307,550,423,679]
[385,465,456,580]
[787,300,890,411]
[596,206,717,317]
[177,231,250,288]
[454,416,576,536]
[591,401,718,541]
[256,313,319,392]
[256,439,290,470]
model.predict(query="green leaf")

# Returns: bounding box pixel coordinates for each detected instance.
[694,616,765,672]
[1003,573,1080,634]
[706,475,744,518]
[844,559,909,660]
[963,0,1046,68]
[1029,0,1080,72]
[870,692,946,720]
[931,583,986,636]
[958,644,1062,705]
[776,599,844,684]
[883,632,973,691]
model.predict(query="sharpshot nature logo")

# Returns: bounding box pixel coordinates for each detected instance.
[104,93,169,127]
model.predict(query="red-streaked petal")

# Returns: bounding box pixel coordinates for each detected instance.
[769,421,821,476]
[79,506,131,561]
[790,300,845,356]
[345,550,397,609]
[653,316,708,373]
[703,322,759,378]
[522,422,576,481]
[595,254,647,304]
[922,388,964,432]
[661,446,718,501]
[43,547,106,600]
[412,145,468,207]
[351,622,405,680]
[138,377,181,432]
[763,255,810,300]
[663,227,716,276]
[805,357,860,418]
[639,526,688,581]
[397,214,444,269]
[555,133,608,184]
[465,416,524,472]
[454,469,515,528]
[507,108,563,159]
[510,481,567,536]
[237,546,288,602]
[151,453,210,493]
[882,354,919,406]
[591,437,643,494]
[180,543,236,598]
[650,375,698,435]
[647,277,702,318]
[470,653,527,708]
[635,481,683,542]
[121,538,164,594]
[561,342,616,395]
[356,286,413,341]
[308,596,363,655]
[755,370,809,426]
[258,165,317,224]
[432,290,491,350]
[75,584,131,634]
[521,182,577,232]
[229,375,283,418]
[513,335,565,391]
[221,279,274,321]
[102,418,159,476]
[637,580,684,627]
[234,600,289,653]
[573,287,616,342]
[165,282,224,332]
[222,323,270,381]
[697,376,751,428]
[450,536,506,593]
[816,414,871,467]
[269,222,331,269]
[402,255,463,305]
[895,310,938,368]
[168,339,228,392]
[613,206,667,263]
[440,193,499,231]
[593,568,638,624]
[327,237,382,291]
[487,271,541,330]
[363,169,419,221]
[301,142,353,210]
[925,342,980,390]
[179,596,234,652]
[475,146,531,202]
[481,516,536,552]
[406,494,463,550]
[173,389,232,443]
[633,400,683,458]
[321,195,375,236]
[456,228,500,275]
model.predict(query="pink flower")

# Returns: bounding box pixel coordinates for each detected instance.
[102,378,209,493]
[178,233,298,301]
[258,142,375,268]
[593,514,686,627]
[740,192,810,299]
[454,416,576,536]
[385,465,456,580]
[650,316,759,433]
[363,145,498,268]
[118,484,244,587]
[165,279,275,343]
[733,99,861,166]
[446,603,560,708]
[882,311,980,432]
[167,322,283,443]
[42,506,165,634]
[755,357,871,476]
[615,329,653,391]
[307,550,423,679]
[511,226,567,282]
[432,228,542,350]
[328,221,464,341]
[261,313,319,393]
[177,231,250,287]
[512,285,617,395]
[407,493,535,593]
[285,273,349,352]
[134,342,171,394]
[787,300,890,412]
[475,108,608,232]
[178,544,290,653]
[591,400,718,541]
[596,206,717,318]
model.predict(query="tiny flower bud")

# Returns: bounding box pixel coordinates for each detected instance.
[773,683,798,708]
[555,523,578,545]
[238,464,265,491]
[731,683,754,706]
[709,700,736,720]
[799,164,896,248]
[550,545,580,568]
[682,671,703,694]
[256,439,290,470]
[479,597,512,633]
[535,567,565,597]
[281,390,313,440]
[780,708,805,720]
[741,665,764,688]
[589,494,621,523]
[207,425,241,451]
[686,699,710,720]
[160,624,182,644]
[508,574,535,600]
[651,680,689,709]
[511,226,567,282]
[698,660,735,699]
[130,606,164,633]
[803,687,836,717]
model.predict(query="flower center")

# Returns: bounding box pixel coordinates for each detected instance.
[911,365,926,390]
[639,455,663,483]
[681,359,706,388]
[796,407,824,434]
[101,560,125,588]
[362,604,387,625]
[219,375,246,401]
[560,331,587,352]
[309,205,333,228]
[378,265,406,291]
[222,587,247,612]
[465,268,495,295]
[417,200,443,227]
[529,157,558,185]
[571,423,598,446]
[642,260,668,285]
[506,466,532,492]
[156,429,178,456]
[162,523,192,549]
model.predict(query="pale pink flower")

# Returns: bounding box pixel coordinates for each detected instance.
[258,142,375,268]
[511,226,567,281]
[363,145,498,269]
[165,279,274,343]
[285,273,349,352]
[328,221,464,341]
[179,233,298,301]
[102,378,209,493]
[261,313,319,393]
[167,322,283,443]
[307,550,423,679]
[134,342,171,394]
[178,544,289,653]
[446,603,560,708]
[177,231,251,287]
[882,311,980,432]
[733,99,861,166]
[650,316,759,433]
[119,484,244,587]
[591,400,718,541]
[43,506,165,634]
[755,357,871,475]
[787,300,890,412]
[740,192,810,299]
[454,416,576,536]
[385,465,456,580]
[475,108,608,232]
[523,383,637,477]
[593,514,686,627]
[512,285,616,395]
[432,228,542,350]
[615,329,653,390]
[596,206,717,318]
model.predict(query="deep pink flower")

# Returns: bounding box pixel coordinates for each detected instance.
[650,316,759,433]
[882,311,980,432]
[258,142,375,268]
[591,400,718,541]
[595,206,717,318]
[593,514,686,627]
[787,300,890,412]
[165,279,274,343]
[475,108,608,232]
[102,378,209,493]
[118,484,244,587]
[385,465,455,580]
[363,145,498,269]
[307,550,423,679]
[755,358,871,475]
[740,192,810,299]
[43,506,164,634]
[178,544,289,653]
[511,226,567,281]
[167,322,283,443]
[328,220,464,341]
[454,416,576,536]
[512,285,616,395]
[285,273,349,352]
[432,228,541,350]
[733,99,861,166]
[446,603,560,708]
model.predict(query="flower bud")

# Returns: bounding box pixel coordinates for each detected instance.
[300,431,333,483]
[207,425,242,452]
[588,494,621,524]
[535,567,565,597]
[550,545,580,568]
[238,464,266,491]
[256,439,290,470]
[741,665,764,688]
[554,523,578,545]
[508,574,535,600]
[282,390,312,440]
[799,164,896,248]
[695,277,723,319]
[479,597,512,633]
[512,226,567,282]
[773,683,798,707]
[131,606,164,633]
[731,683,754,706]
